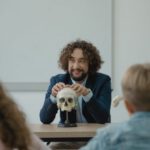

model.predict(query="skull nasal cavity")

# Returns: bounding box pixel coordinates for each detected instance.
[65,102,68,106]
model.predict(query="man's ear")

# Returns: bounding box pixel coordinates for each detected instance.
[124,100,136,115]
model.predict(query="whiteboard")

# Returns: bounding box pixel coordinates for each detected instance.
[0,0,112,91]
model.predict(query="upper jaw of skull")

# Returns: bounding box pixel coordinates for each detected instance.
[56,88,77,112]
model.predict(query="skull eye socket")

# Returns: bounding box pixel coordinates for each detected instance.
[59,98,65,103]
[68,98,73,103]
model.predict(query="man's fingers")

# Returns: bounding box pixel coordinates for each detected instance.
[65,84,71,87]
[52,82,66,97]
[56,82,65,89]
[70,84,79,90]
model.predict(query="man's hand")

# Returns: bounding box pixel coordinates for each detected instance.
[51,82,65,97]
[70,83,90,96]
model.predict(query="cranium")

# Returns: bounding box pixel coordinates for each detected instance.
[56,87,77,112]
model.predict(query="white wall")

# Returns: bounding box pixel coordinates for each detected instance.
[0,0,112,91]
[3,0,150,123]
[111,0,150,122]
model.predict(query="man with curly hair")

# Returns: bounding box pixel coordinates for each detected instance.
[39,40,111,149]
[40,40,111,125]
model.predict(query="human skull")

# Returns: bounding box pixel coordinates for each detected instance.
[56,87,77,112]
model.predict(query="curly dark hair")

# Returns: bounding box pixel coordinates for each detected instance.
[58,40,104,75]
[0,83,31,150]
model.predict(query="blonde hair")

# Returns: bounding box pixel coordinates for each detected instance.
[122,63,150,111]
[0,83,31,150]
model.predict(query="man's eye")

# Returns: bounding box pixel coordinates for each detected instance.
[79,59,87,63]
[69,58,75,62]
[80,60,84,63]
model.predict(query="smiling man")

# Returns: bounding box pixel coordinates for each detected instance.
[40,40,112,149]
[40,40,111,125]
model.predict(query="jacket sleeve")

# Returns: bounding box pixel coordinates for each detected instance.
[39,76,58,124]
[84,76,111,123]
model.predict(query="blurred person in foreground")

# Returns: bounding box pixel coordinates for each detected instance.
[0,83,50,150]
[80,63,150,150]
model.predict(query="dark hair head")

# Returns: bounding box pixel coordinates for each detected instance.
[58,40,104,75]
[0,83,31,150]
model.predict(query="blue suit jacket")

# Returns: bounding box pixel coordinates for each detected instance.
[40,72,111,124]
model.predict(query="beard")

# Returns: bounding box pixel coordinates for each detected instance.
[70,69,87,82]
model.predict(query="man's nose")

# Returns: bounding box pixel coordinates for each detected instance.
[73,61,80,68]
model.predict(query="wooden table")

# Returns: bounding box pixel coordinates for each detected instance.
[30,123,107,142]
